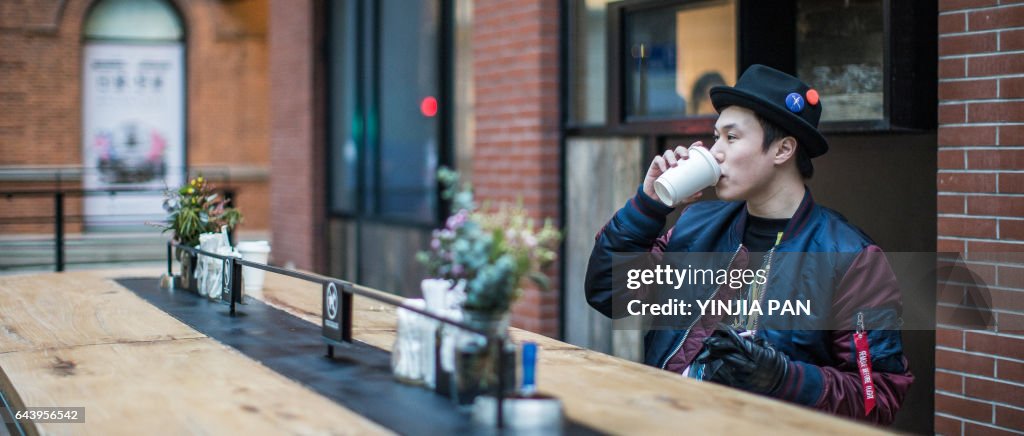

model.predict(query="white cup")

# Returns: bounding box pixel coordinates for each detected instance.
[236,241,271,294]
[653,145,721,207]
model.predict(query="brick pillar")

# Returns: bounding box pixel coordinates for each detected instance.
[268,0,326,272]
[473,0,561,338]
[937,1,1024,434]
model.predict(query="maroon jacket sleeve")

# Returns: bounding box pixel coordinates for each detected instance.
[815,245,914,424]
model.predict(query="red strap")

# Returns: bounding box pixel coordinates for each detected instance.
[854,332,876,416]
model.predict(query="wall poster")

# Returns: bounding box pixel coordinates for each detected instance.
[82,42,184,227]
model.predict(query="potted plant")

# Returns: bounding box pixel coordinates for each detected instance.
[416,167,561,405]
[155,176,243,291]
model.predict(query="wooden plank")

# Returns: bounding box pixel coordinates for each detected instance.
[0,338,392,435]
[0,271,203,354]
[255,270,888,435]
[535,347,878,435]
[0,270,393,435]
[565,137,646,360]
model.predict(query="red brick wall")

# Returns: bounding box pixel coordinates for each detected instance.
[937,1,1024,434]
[0,0,270,235]
[267,0,326,271]
[472,0,561,338]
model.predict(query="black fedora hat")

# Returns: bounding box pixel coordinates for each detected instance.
[709,64,828,158]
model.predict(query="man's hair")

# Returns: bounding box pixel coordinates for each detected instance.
[690,72,726,114]
[754,113,814,179]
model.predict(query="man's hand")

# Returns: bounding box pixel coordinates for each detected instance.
[643,141,705,206]
[695,323,789,395]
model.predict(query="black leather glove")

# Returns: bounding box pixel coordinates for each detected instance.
[695,323,789,395]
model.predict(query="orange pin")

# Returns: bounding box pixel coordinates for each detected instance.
[806,89,819,106]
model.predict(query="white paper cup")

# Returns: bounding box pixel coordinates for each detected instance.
[653,145,721,207]
[236,241,271,294]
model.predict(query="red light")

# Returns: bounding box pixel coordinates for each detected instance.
[420,96,438,117]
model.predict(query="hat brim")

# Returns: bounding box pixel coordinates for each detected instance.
[709,86,828,158]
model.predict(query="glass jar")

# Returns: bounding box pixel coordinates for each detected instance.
[451,310,516,407]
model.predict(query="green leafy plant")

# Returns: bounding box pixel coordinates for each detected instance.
[416,168,561,314]
[156,176,243,247]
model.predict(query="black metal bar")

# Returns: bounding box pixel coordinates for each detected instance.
[496,337,505,429]
[170,242,498,339]
[166,241,173,277]
[341,284,353,342]
[0,387,28,436]
[0,187,164,197]
[54,192,64,272]
[224,189,237,246]
[230,258,242,316]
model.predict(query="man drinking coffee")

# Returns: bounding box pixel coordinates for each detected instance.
[584,64,913,424]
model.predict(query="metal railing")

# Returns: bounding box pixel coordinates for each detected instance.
[0,187,234,272]
[167,241,512,429]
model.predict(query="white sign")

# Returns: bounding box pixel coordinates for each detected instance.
[82,42,184,227]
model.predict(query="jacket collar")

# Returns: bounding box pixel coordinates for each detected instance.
[728,186,816,247]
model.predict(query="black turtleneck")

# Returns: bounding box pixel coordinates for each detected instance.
[743,213,789,254]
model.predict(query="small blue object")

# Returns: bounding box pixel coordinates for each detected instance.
[521,342,537,396]
[785,92,805,113]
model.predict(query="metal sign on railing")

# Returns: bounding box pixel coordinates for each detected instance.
[322,280,353,358]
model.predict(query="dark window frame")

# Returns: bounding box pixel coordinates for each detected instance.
[565,0,936,138]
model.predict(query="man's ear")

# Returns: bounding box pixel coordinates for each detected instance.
[774,136,798,165]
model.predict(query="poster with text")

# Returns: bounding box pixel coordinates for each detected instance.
[82,42,184,228]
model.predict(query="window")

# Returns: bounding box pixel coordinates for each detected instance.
[568,0,614,125]
[624,0,736,120]
[570,0,935,134]
[84,0,183,41]
[327,0,446,224]
[796,0,884,122]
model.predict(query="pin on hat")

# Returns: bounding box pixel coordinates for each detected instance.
[785,92,805,113]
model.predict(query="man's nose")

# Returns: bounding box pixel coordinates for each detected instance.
[708,143,725,162]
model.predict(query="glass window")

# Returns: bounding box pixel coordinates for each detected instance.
[624,0,736,120]
[796,0,884,122]
[327,0,360,214]
[84,0,183,41]
[378,0,440,222]
[328,0,444,223]
[569,0,614,125]
[454,0,475,183]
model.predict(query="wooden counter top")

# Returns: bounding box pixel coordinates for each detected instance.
[0,270,389,436]
[0,269,890,435]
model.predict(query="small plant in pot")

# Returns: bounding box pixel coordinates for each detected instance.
[155,176,243,291]
[416,167,561,405]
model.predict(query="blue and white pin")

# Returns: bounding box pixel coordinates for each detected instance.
[785,92,805,113]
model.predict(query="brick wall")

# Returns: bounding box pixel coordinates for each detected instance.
[0,0,270,236]
[473,0,561,337]
[937,1,1024,434]
[267,0,326,272]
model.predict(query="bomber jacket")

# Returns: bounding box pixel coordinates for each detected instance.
[585,185,913,425]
